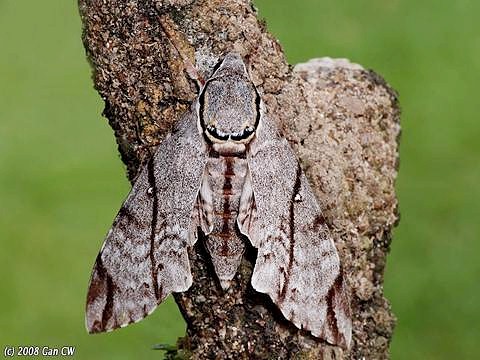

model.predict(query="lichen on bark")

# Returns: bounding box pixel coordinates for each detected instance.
[78,0,400,358]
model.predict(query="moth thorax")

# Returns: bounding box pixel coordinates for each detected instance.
[211,141,246,156]
[200,75,259,144]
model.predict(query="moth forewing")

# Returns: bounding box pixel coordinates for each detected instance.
[85,113,207,333]
[245,114,352,348]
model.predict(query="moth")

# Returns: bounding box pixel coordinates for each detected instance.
[86,53,352,348]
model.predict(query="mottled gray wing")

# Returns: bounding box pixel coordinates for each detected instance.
[241,117,352,348]
[86,113,207,333]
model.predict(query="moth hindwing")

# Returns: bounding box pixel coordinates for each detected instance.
[86,52,351,348]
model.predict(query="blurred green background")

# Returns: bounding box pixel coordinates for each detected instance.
[0,0,478,359]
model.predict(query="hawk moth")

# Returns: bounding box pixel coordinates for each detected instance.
[86,52,352,348]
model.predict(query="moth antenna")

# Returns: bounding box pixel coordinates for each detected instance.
[185,61,205,88]
[156,14,204,88]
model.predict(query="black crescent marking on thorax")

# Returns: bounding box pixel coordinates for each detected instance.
[253,86,261,130]
[147,158,161,300]
[198,81,208,132]
[278,163,302,303]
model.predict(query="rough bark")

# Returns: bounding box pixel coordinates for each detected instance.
[78,0,400,359]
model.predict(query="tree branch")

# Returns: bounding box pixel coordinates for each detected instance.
[79,0,399,358]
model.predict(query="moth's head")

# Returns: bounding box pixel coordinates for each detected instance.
[197,53,261,146]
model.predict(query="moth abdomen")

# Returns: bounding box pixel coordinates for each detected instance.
[199,153,249,288]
